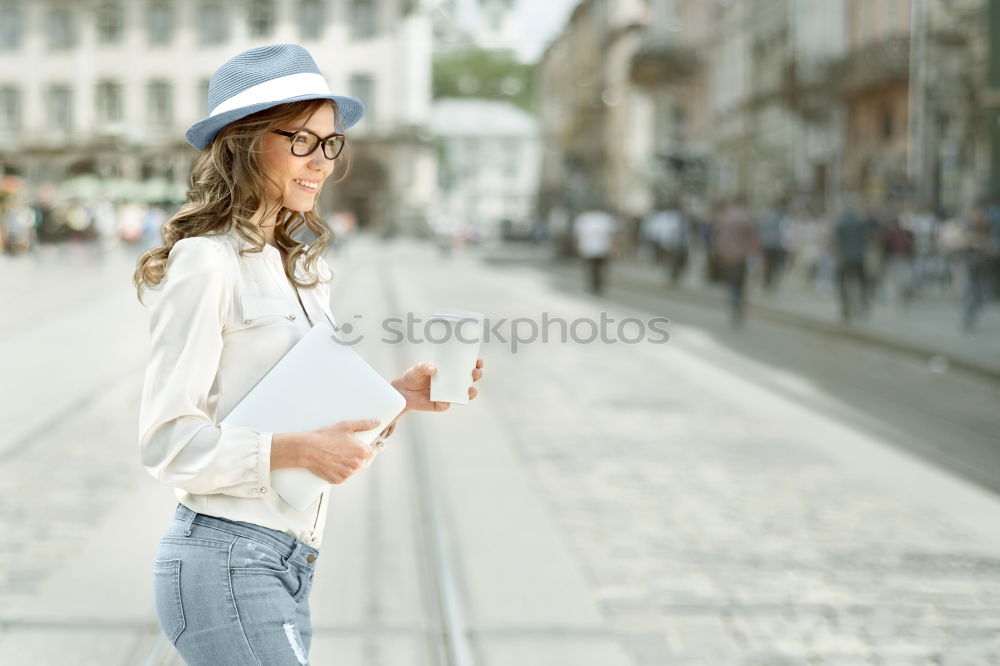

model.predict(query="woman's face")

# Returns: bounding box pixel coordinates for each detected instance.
[258,103,338,213]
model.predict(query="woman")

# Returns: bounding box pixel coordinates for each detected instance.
[132,44,484,665]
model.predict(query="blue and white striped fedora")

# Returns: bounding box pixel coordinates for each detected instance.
[185,44,364,150]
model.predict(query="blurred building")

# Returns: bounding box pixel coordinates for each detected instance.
[536,0,615,223]
[431,0,519,56]
[0,0,436,232]
[787,0,849,213]
[834,0,913,205]
[430,97,539,239]
[830,0,989,212]
[537,0,993,223]
[912,0,990,213]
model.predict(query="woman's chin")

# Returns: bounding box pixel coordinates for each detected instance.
[284,196,316,213]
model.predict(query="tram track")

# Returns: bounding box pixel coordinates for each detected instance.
[379,250,476,666]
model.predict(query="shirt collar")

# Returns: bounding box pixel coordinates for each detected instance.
[220,226,315,283]
[221,226,280,258]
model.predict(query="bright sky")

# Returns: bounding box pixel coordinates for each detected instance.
[441,0,580,63]
[513,0,580,63]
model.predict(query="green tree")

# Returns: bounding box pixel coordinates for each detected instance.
[433,48,536,112]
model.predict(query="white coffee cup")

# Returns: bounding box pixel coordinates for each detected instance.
[428,310,484,405]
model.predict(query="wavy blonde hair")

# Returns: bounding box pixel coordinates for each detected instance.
[132,99,350,304]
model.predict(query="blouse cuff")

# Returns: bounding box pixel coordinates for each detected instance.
[217,422,273,498]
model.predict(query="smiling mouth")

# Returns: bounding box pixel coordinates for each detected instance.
[293,179,319,191]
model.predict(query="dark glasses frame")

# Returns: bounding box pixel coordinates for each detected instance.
[271,128,346,160]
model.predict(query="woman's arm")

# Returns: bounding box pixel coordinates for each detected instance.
[270,432,307,470]
[138,237,275,497]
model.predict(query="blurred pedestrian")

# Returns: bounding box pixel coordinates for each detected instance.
[574,205,617,295]
[64,200,93,242]
[624,212,643,260]
[713,197,757,327]
[35,200,63,245]
[330,209,357,254]
[960,202,997,331]
[142,204,167,253]
[785,206,822,288]
[92,198,118,256]
[937,212,967,294]
[704,200,724,284]
[834,196,872,322]
[987,199,1000,300]
[132,44,484,665]
[642,197,690,285]
[879,213,915,309]
[758,198,789,291]
[118,201,147,244]
[2,197,36,255]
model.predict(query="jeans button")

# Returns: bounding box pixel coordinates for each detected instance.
[306,554,316,563]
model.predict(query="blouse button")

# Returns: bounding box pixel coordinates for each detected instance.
[259,487,268,494]
[288,314,297,320]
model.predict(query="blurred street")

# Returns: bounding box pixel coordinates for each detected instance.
[2,0,1000,664]
[1,235,999,664]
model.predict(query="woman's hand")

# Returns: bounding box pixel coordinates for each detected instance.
[300,418,381,484]
[389,359,485,418]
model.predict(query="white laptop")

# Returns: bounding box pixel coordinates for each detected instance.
[221,320,407,511]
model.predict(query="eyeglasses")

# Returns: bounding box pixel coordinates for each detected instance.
[271,128,346,160]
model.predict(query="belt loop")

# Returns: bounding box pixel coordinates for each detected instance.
[180,505,197,537]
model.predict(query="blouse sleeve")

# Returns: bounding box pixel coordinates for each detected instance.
[137,237,272,497]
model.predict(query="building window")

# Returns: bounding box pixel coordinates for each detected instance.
[148,1,173,45]
[462,137,477,163]
[349,0,376,39]
[298,0,324,40]
[96,3,124,43]
[48,8,75,50]
[503,140,518,178]
[0,4,23,50]
[0,86,20,130]
[349,74,374,121]
[672,105,687,144]
[248,0,274,38]
[148,80,172,126]
[199,2,229,45]
[881,108,893,140]
[96,80,123,123]
[48,85,73,130]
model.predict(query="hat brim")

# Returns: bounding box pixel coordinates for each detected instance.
[185,94,365,150]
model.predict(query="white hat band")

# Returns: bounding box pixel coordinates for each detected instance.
[209,72,332,118]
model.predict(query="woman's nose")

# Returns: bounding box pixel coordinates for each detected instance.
[308,153,329,170]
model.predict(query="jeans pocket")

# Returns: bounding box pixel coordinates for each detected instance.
[152,559,185,644]
[229,536,291,575]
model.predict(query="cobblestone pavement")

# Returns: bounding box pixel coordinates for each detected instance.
[0,245,148,614]
[3,238,1000,665]
[385,238,1000,665]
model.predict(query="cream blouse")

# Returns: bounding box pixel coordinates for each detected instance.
[138,227,339,548]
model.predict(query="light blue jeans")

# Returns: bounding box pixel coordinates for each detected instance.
[152,503,320,665]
